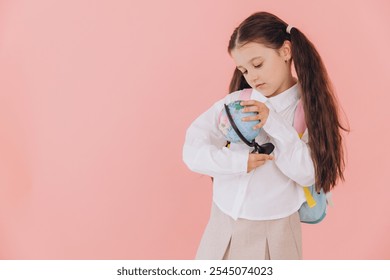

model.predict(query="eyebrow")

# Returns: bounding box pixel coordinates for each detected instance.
[236,56,263,69]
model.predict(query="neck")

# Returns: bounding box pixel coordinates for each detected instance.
[269,76,297,97]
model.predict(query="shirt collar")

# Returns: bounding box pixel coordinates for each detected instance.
[251,83,300,112]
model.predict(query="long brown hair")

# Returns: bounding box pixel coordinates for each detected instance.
[228,12,349,193]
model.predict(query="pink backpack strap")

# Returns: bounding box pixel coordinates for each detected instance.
[239,88,252,100]
[294,99,307,137]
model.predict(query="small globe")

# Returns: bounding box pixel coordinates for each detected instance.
[218,100,261,143]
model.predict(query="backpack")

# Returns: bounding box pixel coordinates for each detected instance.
[293,99,330,224]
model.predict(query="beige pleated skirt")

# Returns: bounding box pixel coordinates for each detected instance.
[195,203,302,260]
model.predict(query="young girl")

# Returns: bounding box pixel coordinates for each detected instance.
[182,11,347,260]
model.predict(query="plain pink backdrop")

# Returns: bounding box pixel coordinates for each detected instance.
[0,0,389,259]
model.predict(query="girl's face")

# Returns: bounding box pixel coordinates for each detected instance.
[230,41,295,97]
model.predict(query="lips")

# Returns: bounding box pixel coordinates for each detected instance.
[256,83,265,88]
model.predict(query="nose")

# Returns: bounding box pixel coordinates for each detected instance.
[247,71,259,84]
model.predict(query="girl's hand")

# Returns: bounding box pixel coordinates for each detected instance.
[240,100,270,129]
[247,153,274,173]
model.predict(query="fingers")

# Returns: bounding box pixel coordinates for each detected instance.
[241,113,261,122]
[241,113,266,129]
[240,100,257,106]
[241,105,259,113]
[252,154,274,161]
[247,153,274,173]
[248,160,267,173]
[240,100,269,129]
[240,101,266,114]
[240,100,265,108]
[253,118,265,129]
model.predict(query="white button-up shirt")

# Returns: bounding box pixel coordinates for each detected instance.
[183,84,315,220]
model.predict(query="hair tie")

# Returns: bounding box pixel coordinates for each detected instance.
[286,25,294,34]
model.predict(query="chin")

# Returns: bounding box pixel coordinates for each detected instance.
[261,87,279,97]
[259,90,274,97]
[252,85,274,97]
[261,91,272,97]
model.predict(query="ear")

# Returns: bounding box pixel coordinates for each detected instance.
[279,40,292,61]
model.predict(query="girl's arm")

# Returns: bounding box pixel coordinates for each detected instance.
[262,109,315,187]
[182,99,249,177]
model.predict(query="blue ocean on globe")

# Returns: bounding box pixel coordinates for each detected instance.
[218,100,261,143]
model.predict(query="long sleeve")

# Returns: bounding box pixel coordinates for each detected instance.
[182,99,249,177]
[262,108,315,186]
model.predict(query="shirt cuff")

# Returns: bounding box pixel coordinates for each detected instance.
[223,147,249,174]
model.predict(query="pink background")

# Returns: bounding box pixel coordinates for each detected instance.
[0,0,389,259]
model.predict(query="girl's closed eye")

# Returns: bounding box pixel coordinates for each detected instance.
[240,64,262,75]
